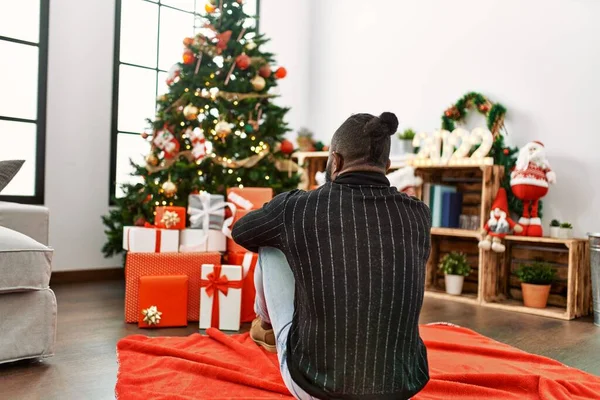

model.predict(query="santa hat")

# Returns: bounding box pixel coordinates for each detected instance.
[490,188,509,214]
[533,141,544,147]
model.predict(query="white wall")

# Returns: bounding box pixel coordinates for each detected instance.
[46,0,119,271]
[259,0,312,142]
[308,0,600,237]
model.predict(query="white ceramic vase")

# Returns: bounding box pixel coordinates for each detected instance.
[444,274,465,295]
[559,228,573,239]
[549,227,560,238]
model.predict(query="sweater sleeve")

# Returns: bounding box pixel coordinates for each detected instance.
[231,191,295,253]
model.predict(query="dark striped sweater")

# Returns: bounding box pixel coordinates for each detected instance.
[232,172,431,400]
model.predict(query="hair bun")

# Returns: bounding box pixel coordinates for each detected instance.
[379,112,399,136]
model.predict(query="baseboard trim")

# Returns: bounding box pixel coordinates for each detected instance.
[51,268,124,285]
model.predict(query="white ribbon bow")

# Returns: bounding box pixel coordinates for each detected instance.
[188,192,237,245]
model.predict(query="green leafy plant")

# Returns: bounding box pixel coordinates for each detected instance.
[560,222,573,229]
[515,261,557,285]
[397,129,416,141]
[550,219,560,227]
[438,252,472,276]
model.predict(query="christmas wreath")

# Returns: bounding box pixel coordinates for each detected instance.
[440,92,538,217]
[441,92,507,138]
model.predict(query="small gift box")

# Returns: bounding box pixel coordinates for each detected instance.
[227,187,273,211]
[188,192,231,230]
[226,209,251,253]
[179,228,226,253]
[227,252,259,323]
[155,206,186,230]
[123,226,179,253]
[124,252,221,323]
[199,264,243,331]
[138,275,188,328]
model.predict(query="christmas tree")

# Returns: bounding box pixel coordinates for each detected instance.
[102,0,300,258]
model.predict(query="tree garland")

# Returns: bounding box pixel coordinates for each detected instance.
[441,92,507,138]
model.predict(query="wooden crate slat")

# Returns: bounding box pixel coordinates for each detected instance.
[511,246,569,265]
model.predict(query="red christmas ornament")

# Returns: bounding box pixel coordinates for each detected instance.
[183,37,194,47]
[479,103,491,113]
[274,67,287,79]
[141,132,149,139]
[236,53,251,70]
[259,64,272,78]
[503,148,509,155]
[134,216,147,226]
[280,139,294,155]
[182,50,195,65]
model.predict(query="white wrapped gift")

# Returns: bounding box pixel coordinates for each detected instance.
[199,264,242,331]
[179,228,226,253]
[122,226,179,253]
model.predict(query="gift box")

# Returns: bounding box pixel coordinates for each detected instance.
[199,264,243,331]
[226,209,251,253]
[188,192,229,230]
[179,228,226,253]
[227,187,273,211]
[123,226,179,253]
[155,206,186,230]
[138,275,188,328]
[228,252,259,323]
[124,252,221,323]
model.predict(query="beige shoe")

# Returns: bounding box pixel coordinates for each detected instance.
[250,318,277,353]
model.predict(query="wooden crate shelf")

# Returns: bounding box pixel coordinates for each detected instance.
[416,165,593,320]
[481,237,591,320]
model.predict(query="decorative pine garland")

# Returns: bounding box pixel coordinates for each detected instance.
[441,92,507,138]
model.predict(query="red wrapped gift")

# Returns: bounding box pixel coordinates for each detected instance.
[155,206,186,230]
[226,209,251,253]
[125,252,221,323]
[138,275,188,328]
[227,187,273,211]
[228,252,259,323]
[199,264,243,331]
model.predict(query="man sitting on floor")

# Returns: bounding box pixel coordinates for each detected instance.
[232,112,431,400]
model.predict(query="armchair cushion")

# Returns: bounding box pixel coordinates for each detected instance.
[0,226,53,292]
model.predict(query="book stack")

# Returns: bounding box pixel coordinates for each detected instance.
[421,184,463,228]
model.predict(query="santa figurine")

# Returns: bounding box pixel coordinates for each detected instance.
[479,188,522,252]
[510,141,556,237]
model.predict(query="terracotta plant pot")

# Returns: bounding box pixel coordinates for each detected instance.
[521,283,551,308]
[444,274,465,295]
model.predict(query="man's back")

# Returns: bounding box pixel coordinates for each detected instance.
[232,171,431,399]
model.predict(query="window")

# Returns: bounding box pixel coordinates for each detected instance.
[110,0,259,200]
[0,0,49,204]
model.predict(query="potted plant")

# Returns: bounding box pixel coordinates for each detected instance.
[515,261,557,308]
[549,219,561,238]
[439,252,472,295]
[559,222,573,239]
[391,129,416,157]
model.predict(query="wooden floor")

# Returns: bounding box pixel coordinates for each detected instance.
[0,280,599,400]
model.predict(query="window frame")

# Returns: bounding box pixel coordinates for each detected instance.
[109,0,261,203]
[0,0,50,205]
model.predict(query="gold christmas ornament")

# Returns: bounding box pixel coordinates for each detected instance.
[215,121,232,137]
[161,180,178,198]
[141,305,162,325]
[183,104,199,120]
[251,75,266,91]
[146,153,159,166]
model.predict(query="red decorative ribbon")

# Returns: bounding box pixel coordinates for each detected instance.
[200,265,243,328]
[135,223,161,252]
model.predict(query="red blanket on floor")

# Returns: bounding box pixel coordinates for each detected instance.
[115,324,600,400]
